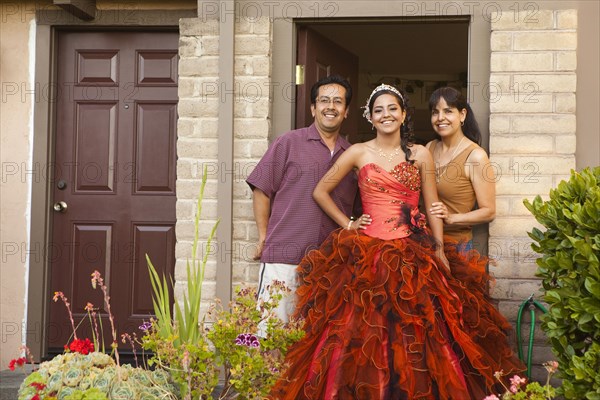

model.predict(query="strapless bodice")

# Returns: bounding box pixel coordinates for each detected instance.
[358,162,425,240]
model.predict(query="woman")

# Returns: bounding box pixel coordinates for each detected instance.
[427,86,495,251]
[271,84,524,400]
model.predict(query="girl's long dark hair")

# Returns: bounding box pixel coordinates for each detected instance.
[368,86,415,163]
[428,87,481,145]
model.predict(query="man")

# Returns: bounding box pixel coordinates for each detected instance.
[246,75,359,321]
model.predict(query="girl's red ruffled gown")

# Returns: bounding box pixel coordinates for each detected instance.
[271,162,525,400]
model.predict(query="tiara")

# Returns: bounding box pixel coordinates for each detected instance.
[362,84,404,123]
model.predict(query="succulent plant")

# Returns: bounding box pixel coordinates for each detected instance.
[18,352,179,400]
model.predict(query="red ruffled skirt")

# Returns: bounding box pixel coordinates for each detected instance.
[271,229,524,400]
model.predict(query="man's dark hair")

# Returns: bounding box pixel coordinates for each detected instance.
[310,75,352,106]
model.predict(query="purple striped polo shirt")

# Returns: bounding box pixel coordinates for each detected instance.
[247,123,359,264]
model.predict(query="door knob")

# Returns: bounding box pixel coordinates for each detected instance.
[53,201,68,213]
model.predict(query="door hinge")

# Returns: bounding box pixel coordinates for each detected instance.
[295,65,305,85]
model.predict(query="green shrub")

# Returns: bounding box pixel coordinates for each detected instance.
[524,166,600,400]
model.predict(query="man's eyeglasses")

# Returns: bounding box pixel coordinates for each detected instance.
[316,97,345,106]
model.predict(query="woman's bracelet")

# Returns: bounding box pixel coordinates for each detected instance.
[346,216,355,230]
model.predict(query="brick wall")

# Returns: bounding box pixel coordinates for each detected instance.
[176,16,272,312]
[489,9,577,380]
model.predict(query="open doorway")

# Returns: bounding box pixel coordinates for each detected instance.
[295,18,469,145]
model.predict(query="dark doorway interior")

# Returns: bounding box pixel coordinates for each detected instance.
[296,19,469,145]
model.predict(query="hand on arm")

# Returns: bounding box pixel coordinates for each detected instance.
[430,148,496,226]
[252,188,270,260]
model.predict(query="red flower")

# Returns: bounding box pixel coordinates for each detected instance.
[31,394,40,400]
[8,357,26,371]
[30,382,46,391]
[68,338,94,355]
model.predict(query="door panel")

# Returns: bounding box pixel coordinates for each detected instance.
[296,26,359,141]
[49,31,178,352]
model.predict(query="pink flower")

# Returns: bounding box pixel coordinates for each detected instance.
[544,360,559,374]
[90,271,103,289]
[483,396,500,400]
[508,374,527,394]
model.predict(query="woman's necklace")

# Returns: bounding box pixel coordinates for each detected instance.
[436,136,466,182]
[376,143,402,162]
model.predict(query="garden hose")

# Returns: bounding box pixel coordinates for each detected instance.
[516,294,548,378]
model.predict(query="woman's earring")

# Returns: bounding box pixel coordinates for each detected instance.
[461,120,465,126]
[371,123,375,131]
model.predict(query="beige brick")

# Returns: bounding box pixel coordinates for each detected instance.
[196,118,219,138]
[236,15,270,35]
[554,134,576,154]
[489,73,512,93]
[491,10,553,30]
[235,56,255,75]
[233,199,255,219]
[179,56,220,77]
[490,93,553,113]
[490,32,512,51]
[177,118,195,138]
[496,174,554,195]
[556,9,577,29]
[556,51,577,71]
[177,179,218,200]
[512,114,576,134]
[488,238,538,270]
[233,180,252,199]
[490,135,553,154]
[180,18,219,36]
[235,35,271,56]
[555,93,576,113]
[250,140,268,158]
[489,115,511,134]
[232,222,247,240]
[236,160,260,181]
[511,197,538,216]
[234,97,270,118]
[491,53,553,72]
[487,155,512,172]
[176,220,219,242]
[514,32,576,51]
[234,118,270,139]
[177,159,194,179]
[512,156,575,175]
[490,278,543,301]
[175,259,217,282]
[178,77,197,98]
[179,36,201,57]
[489,217,542,237]
[201,36,220,56]
[495,197,511,216]
[252,56,271,76]
[178,97,219,118]
[514,73,576,93]
[175,240,193,259]
[176,199,195,219]
[177,138,218,158]
[251,15,271,35]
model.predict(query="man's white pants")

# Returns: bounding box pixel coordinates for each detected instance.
[257,262,299,323]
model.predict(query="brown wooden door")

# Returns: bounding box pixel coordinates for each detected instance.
[296,26,359,140]
[48,31,178,352]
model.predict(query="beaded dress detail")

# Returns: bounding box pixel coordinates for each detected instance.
[271,162,524,400]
